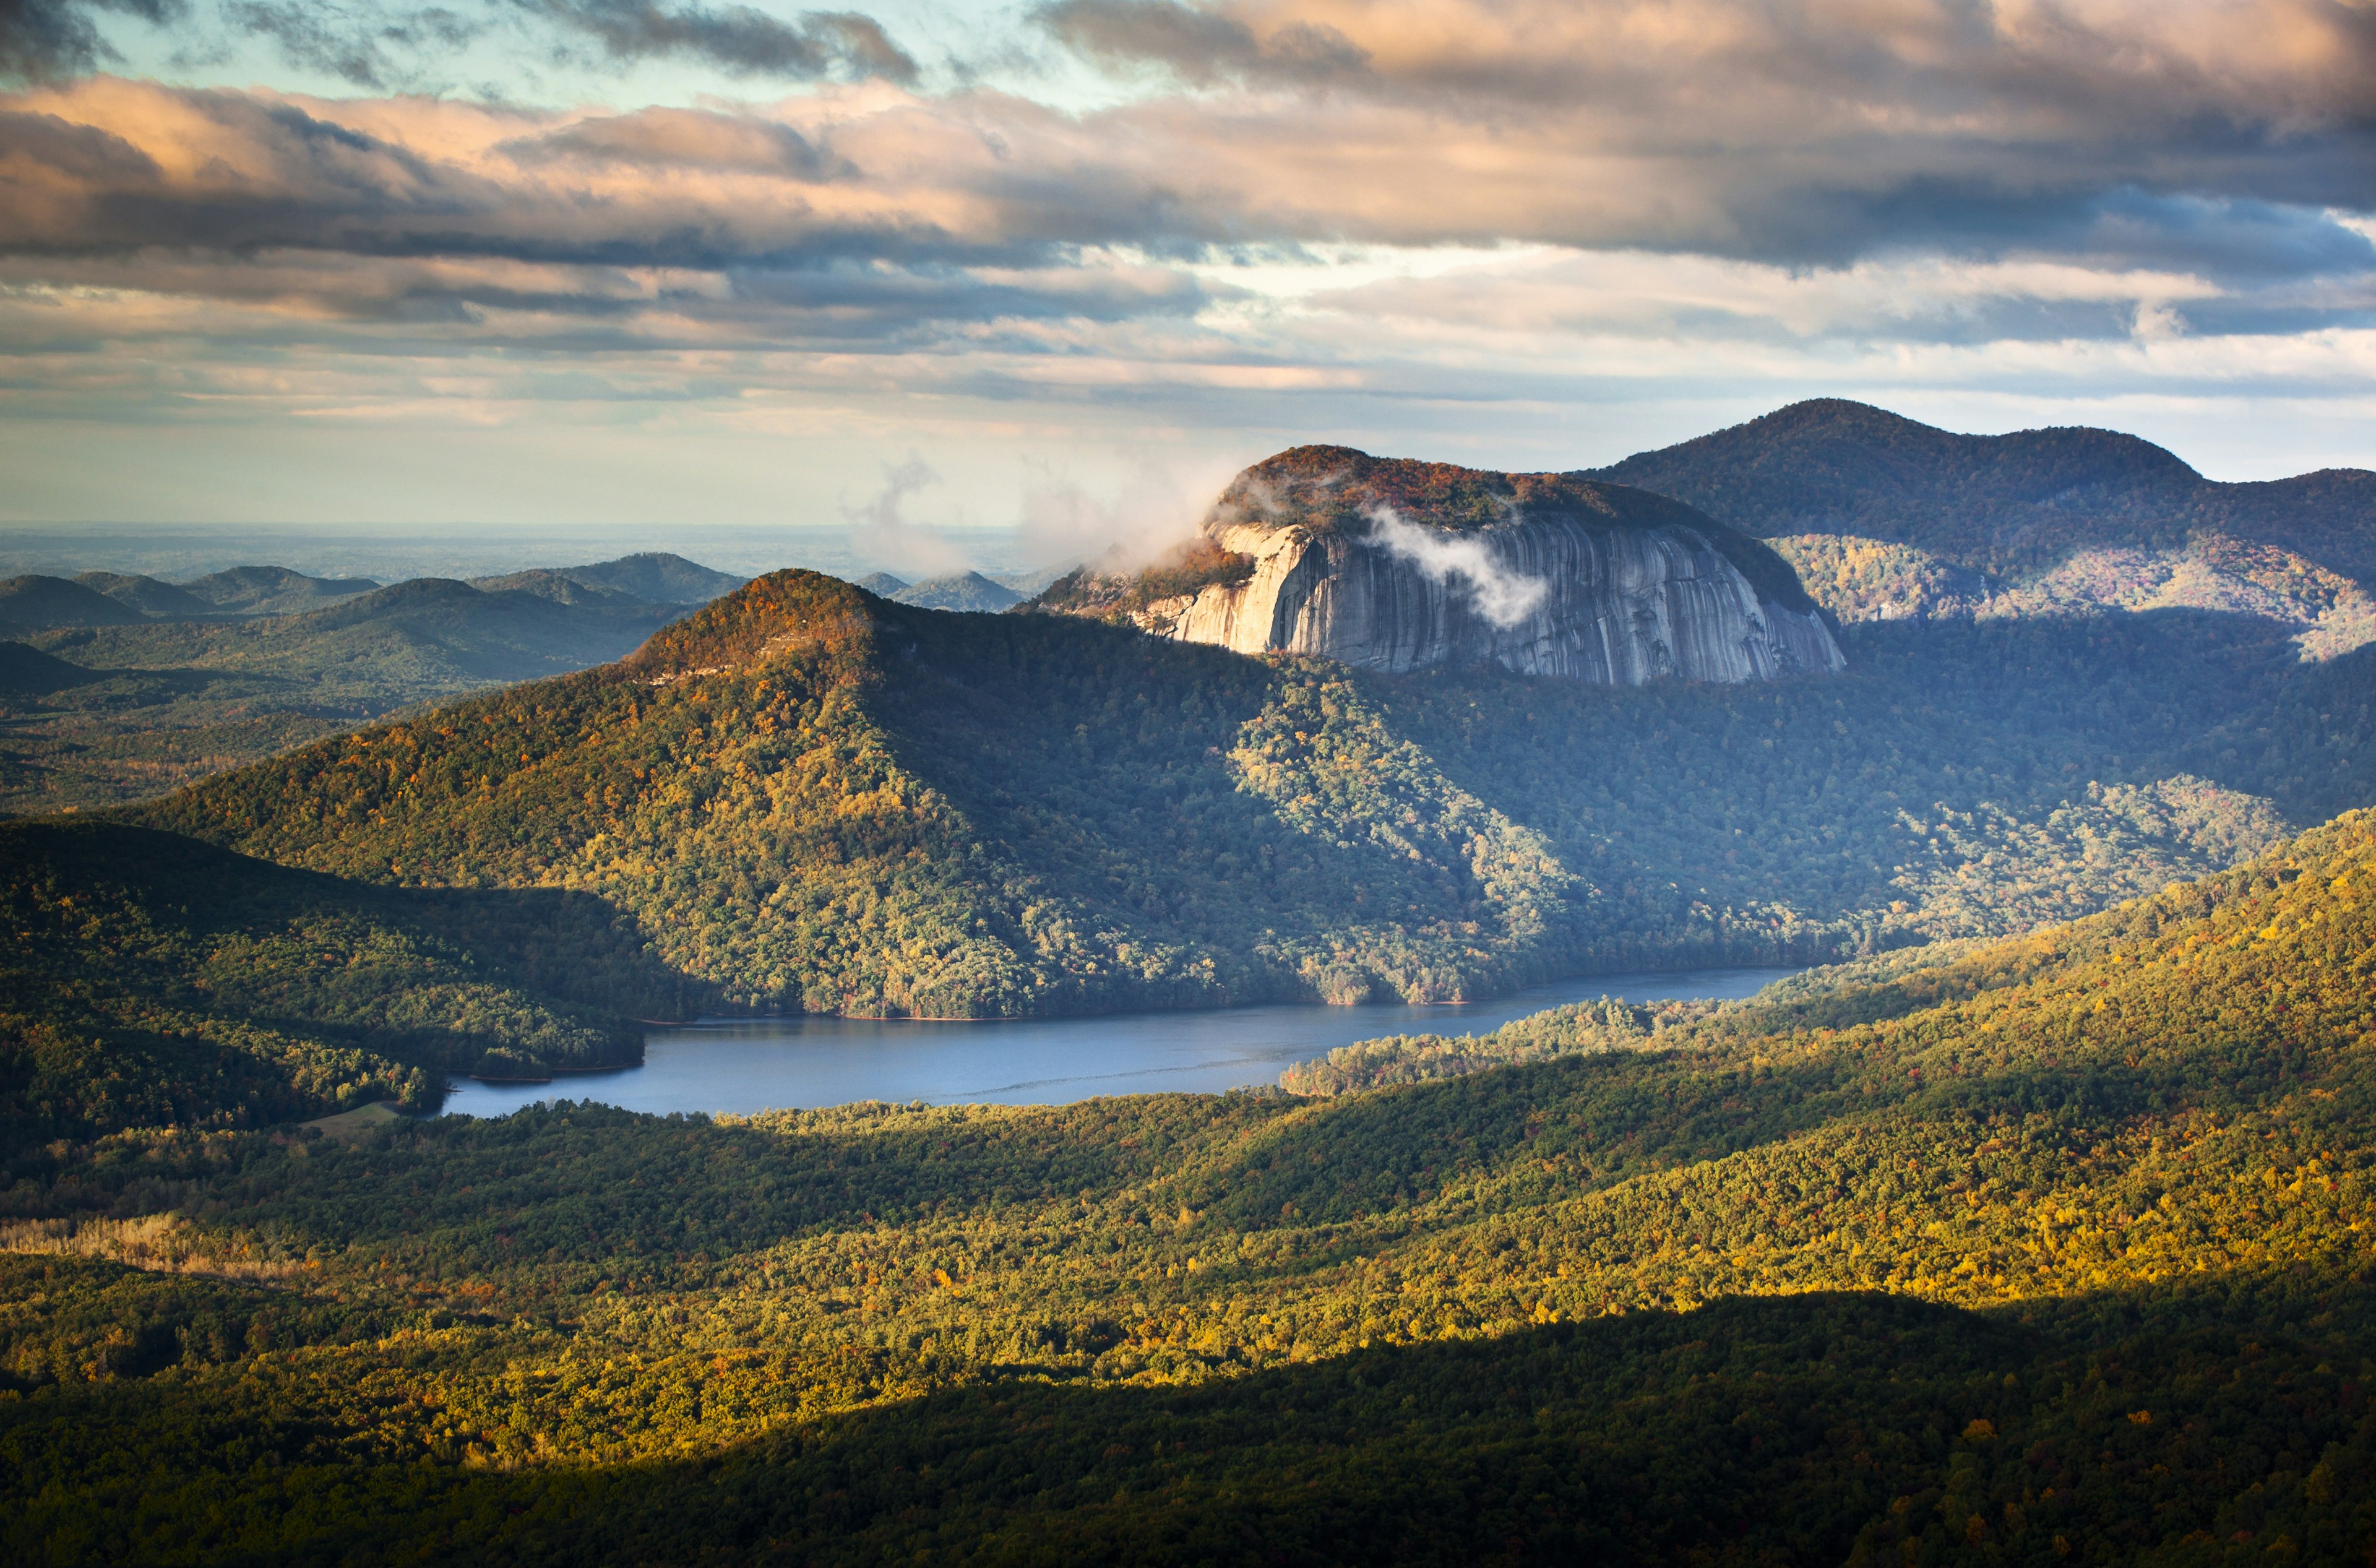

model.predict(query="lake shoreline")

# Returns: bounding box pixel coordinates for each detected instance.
[444,963,1811,1120]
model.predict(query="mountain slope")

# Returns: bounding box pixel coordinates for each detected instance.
[1594,398,2376,585]
[6,810,2376,1561]
[0,642,97,697]
[0,575,144,631]
[73,572,213,619]
[136,572,1583,1015]
[0,820,676,1144]
[123,569,2376,1020]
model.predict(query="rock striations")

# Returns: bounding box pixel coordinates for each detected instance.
[1050,446,1845,684]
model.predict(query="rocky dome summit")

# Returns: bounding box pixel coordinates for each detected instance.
[1042,446,1845,686]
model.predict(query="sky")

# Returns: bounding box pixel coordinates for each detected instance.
[2,0,2374,569]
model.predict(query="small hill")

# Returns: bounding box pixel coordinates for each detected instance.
[72,571,212,619]
[550,551,743,604]
[0,574,145,630]
[852,571,910,595]
[180,565,380,615]
[1592,398,2376,584]
[891,571,1025,612]
[465,567,643,606]
[0,640,97,696]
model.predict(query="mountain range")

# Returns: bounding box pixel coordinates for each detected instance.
[1591,400,2376,660]
[6,405,2376,1562]
[0,554,736,818]
[1593,397,2376,582]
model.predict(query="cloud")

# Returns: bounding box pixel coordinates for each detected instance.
[1365,503,1547,627]
[0,0,176,82]
[1016,458,1227,570]
[1035,0,1369,87]
[513,107,849,176]
[220,3,479,92]
[1,0,2375,499]
[843,454,968,574]
[9,58,2373,303]
[506,1,917,82]
[5,0,916,90]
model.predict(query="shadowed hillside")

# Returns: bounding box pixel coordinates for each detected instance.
[0,819,692,1143]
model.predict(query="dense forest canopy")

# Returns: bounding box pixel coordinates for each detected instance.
[0,819,681,1145]
[4,808,2374,1561]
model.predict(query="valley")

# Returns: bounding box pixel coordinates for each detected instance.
[4,404,2376,1564]
[5,798,2374,1563]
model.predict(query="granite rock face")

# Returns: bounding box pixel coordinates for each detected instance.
[1126,447,1846,684]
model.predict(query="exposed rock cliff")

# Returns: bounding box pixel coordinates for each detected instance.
[1051,446,1844,684]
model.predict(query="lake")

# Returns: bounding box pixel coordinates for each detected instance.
[441,964,1802,1119]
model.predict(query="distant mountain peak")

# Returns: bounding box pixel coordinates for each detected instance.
[890,571,1025,613]
[1588,400,2376,584]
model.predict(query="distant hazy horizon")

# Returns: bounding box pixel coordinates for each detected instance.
[0,522,1066,588]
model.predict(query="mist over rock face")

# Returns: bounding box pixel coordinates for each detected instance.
[1083,446,1845,684]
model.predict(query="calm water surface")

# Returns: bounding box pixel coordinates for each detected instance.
[442,965,1802,1118]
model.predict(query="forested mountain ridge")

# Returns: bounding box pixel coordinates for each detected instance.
[121,567,2372,1023]
[1593,397,2376,586]
[4,807,2375,1561]
[136,572,1586,1017]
